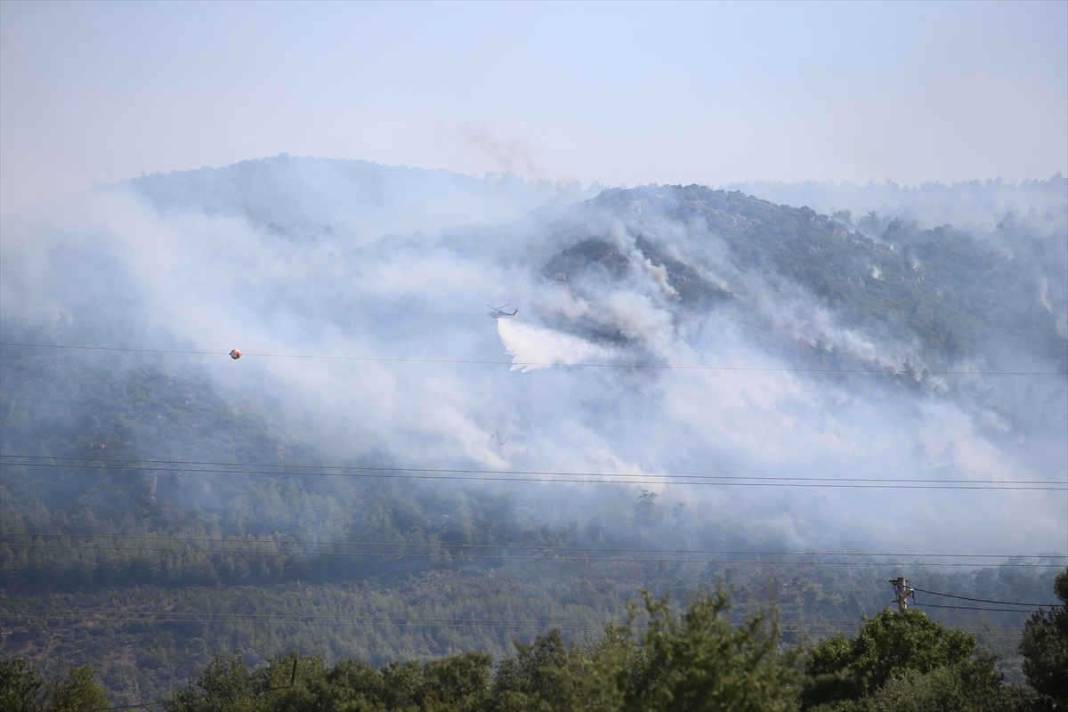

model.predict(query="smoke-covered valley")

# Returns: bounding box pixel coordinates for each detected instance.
[1,157,1066,698]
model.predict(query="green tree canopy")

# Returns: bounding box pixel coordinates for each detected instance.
[1020,568,1068,708]
[802,609,1004,709]
[0,661,108,712]
[48,667,108,712]
[0,658,44,712]
[620,591,798,712]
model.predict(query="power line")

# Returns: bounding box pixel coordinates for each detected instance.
[2,341,1063,378]
[0,609,855,636]
[914,602,1044,614]
[8,531,1064,561]
[4,453,1064,487]
[0,343,221,357]
[4,544,1062,571]
[3,456,1063,491]
[3,604,1030,636]
[912,586,1061,608]
[4,460,1059,491]
[2,610,595,631]
[7,536,1064,571]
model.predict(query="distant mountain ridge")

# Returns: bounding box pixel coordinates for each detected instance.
[127,154,591,239]
[537,183,1066,376]
[729,176,1068,230]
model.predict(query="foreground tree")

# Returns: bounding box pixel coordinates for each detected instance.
[490,627,631,711]
[828,665,1035,712]
[168,657,257,712]
[1020,568,1068,708]
[47,667,109,712]
[0,658,43,712]
[0,661,108,712]
[488,591,799,711]
[619,592,798,712]
[801,609,1024,710]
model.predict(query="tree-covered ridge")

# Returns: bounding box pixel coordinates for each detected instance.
[4,572,1066,711]
[555,185,1067,375]
[125,154,589,240]
[728,176,1068,233]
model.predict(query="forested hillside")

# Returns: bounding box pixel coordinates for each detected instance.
[2,159,1065,705]
[4,0,1066,708]
[5,572,1068,711]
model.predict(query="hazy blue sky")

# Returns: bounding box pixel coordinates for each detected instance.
[2,0,1066,211]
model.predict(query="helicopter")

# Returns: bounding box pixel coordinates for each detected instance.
[488,305,518,318]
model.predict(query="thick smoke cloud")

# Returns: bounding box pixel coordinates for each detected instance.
[2,158,1065,556]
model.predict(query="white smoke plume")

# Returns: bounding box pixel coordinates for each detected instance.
[2,157,1065,556]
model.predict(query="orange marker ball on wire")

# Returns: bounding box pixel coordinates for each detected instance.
[229,348,242,360]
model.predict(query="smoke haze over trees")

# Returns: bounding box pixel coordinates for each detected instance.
[2,0,1066,706]
[1,156,1066,703]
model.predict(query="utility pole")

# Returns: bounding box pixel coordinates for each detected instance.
[889,576,914,612]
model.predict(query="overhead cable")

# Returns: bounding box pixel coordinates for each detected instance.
[913,586,1061,608]
[3,453,1065,487]
[2,456,1063,491]
[3,545,1061,570]
[914,602,1046,614]
[0,609,853,635]
[1,341,1063,378]
[7,531,1064,561]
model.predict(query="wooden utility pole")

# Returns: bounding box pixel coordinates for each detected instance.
[889,576,914,612]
